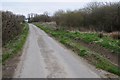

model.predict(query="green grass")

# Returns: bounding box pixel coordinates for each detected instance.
[34,23,120,76]
[2,23,29,64]
[68,32,120,54]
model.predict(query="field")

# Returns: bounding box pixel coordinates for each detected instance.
[34,23,120,76]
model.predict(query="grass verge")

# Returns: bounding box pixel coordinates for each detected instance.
[2,23,29,64]
[67,32,120,54]
[34,23,120,76]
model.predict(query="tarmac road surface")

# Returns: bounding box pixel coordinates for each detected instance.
[14,24,100,78]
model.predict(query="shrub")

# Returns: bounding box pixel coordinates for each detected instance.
[2,11,25,46]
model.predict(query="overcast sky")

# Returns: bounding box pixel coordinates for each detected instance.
[1,0,119,17]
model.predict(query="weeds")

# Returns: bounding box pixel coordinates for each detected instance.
[2,23,29,64]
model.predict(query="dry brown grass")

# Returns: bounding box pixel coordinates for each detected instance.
[109,32,120,39]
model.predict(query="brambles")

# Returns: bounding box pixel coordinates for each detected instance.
[2,11,27,63]
[2,23,29,63]
[53,2,120,32]
[2,11,25,46]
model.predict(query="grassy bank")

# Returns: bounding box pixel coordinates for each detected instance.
[2,23,29,64]
[66,32,120,54]
[34,23,120,76]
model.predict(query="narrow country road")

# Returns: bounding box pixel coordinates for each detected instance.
[14,24,100,78]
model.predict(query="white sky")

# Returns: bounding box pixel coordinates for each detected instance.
[1,0,119,17]
[1,0,119,2]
